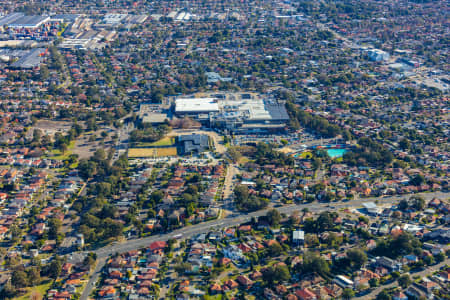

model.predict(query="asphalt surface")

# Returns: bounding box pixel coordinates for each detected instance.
[79,191,449,299]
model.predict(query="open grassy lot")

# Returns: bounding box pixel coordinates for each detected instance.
[128,147,177,158]
[135,136,175,148]
[48,140,76,160]
[15,279,52,300]
[149,136,175,146]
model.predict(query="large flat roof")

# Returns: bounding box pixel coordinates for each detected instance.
[10,48,46,69]
[175,98,219,113]
[0,13,24,26]
[8,15,50,28]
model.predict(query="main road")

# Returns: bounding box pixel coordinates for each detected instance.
[80,191,449,299]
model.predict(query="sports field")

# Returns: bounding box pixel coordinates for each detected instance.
[128,147,177,157]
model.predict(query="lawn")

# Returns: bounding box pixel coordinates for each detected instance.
[128,147,177,158]
[298,151,313,158]
[149,136,175,147]
[15,280,52,300]
[204,295,223,300]
[49,140,76,160]
[135,137,175,148]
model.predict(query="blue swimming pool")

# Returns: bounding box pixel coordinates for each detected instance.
[327,148,348,158]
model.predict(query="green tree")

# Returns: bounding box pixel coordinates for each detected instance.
[410,174,425,187]
[266,209,281,226]
[376,290,391,300]
[45,257,62,279]
[435,252,445,263]
[11,270,28,288]
[83,253,97,269]
[410,196,425,210]
[398,199,409,211]
[346,248,368,269]
[9,225,22,243]
[342,288,355,299]
[268,242,283,257]
[300,252,329,275]
[26,267,41,286]
[423,255,434,265]
[398,274,411,288]
[48,217,62,240]
[174,262,191,275]
[262,264,290,284]
[369,278,379,287]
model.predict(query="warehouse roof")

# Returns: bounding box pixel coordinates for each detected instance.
[8,15,50,28]
[266,103,290,121]
[175,98,219,113]
[0,13,24,26]
[11,48,46,69]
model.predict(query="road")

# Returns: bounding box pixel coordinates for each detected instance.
[80,258,106,300]
[113,121,133,161]
[355,258,450,300]
[221,164,239,212]
[278,137,339,154]
[79,191,449,299]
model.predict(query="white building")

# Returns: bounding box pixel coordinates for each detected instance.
[222,245,244,261]
[175,98,220,114]
[367,49,390,62]
[293,230,305,245]
[333,275,354,288]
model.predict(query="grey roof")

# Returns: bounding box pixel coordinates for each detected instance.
[8,15,49,28]
[266,103,290,121]
[0,13,24,26]
[51,14,80,22]
[141,112,168,124]
[178,134,209,154]
[11,48,46,69]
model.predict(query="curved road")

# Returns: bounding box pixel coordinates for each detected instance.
[80,191,449,299]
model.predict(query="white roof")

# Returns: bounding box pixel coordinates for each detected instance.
[293,230,304,240]
[336,275,354,285]
[363,202,377,209]
[175,98,219,113]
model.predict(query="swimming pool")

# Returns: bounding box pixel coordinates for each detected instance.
[327,148,348,158]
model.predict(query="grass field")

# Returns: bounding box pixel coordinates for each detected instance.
[128,147,177,158]
[15,280,52,300]
[49,140,76,160]
[149,136,175,146]
[298,151,313,158]
[135,137,175,148]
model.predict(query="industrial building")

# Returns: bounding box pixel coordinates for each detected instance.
[103,14,127,25]
[175,98,220,114]
[175,98,220,123]
[174,93,289,133]
[0,13,50,29]
[10,48,47,69]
